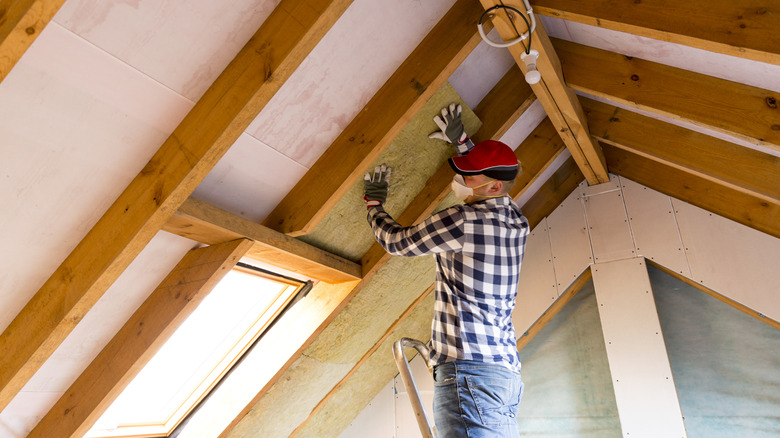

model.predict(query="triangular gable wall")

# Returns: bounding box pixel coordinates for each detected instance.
[341,174,779,438]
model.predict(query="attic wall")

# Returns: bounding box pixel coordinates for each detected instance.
[339,176,780,437]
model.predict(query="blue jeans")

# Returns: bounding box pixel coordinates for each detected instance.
[433,360,524,438]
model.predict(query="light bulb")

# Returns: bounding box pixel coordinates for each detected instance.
[520,49,541,85]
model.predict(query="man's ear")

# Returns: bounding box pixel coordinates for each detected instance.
[488,180,504,194]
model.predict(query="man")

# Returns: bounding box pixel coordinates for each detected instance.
[363,104,529,437]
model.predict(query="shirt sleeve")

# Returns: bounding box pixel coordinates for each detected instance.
[367,205,465,257]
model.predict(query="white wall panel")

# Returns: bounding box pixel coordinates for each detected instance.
[339,380,395,438]
[514,219,558,336]
[54,0,279,101]
[592,258,687,438]
[674,200,780,322]
[246,0,456,167]
[547,186,593,292]
[193,134,308,222]
[579,173,621,197]
[448,28,515,110]
[620,179,691,276]
[583,189,636,263]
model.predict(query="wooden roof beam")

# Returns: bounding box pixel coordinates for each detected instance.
[29,239,253,438]
[583,97,780,206]
[163,198,361,283]
[478,0,609,186]
[554,38,780,153]
[0,0,352,412]
[532,0,780,66]
[263,0,491,236]
[583,98,780,239]
[0,0,66,84]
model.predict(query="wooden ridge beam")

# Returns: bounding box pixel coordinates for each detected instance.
[360,64,535,278]
[0,0,66,84]
[582,97,780,205]
[532,0,780,65]
[0,0,352,412]
[603,144,780,239]
[29,239,253,438]
[478,0,609,185]
[264,0,489,237]
[554,38,780,152]
[163,198,361,283]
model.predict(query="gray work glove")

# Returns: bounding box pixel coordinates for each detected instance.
[429,103,475,155]
[363,164,391,209]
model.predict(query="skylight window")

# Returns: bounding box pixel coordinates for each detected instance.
[85,264,304,437]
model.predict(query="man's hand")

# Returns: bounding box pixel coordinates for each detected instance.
[429,103,474,155]
[364,164,391,209]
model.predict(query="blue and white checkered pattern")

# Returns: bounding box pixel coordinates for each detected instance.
[367,196,529,373]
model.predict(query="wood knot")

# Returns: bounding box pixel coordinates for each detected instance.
[410,79,425,95]
[25,26,35,35]
[609,117,620,122]
[771,124,780,131]
[630,74,639,81]
[739,23,747,29]
[766,96,777,108]
[756,7,768,15]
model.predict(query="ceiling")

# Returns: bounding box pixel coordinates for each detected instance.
[0,0,778,436]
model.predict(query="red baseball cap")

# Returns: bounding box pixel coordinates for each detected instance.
[448,140,519,180]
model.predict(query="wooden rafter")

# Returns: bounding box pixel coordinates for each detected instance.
[583,97,780,204]
[263,0,490,237]
[0,0,66,83]
[29,239,253,438]
[478,0,609,185]
[508,117,567,201]
[163,198,361,283]
[361,64,535,278]
[555,38,780,152]
[532,0,780,66]
[0,0,352,412]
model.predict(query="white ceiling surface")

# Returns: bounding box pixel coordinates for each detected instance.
[0,1,775,436]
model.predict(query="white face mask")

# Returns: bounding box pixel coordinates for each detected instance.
[451,175,496,201]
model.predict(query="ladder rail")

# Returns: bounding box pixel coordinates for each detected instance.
[393,337,435,438]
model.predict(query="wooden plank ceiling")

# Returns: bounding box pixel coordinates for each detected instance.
[0,0,777,436]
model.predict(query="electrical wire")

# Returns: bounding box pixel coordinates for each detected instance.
[478,4,533,53]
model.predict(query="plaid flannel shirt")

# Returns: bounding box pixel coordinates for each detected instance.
[367,196,529,373]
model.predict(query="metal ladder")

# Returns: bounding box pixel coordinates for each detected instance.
[392,338,436,438]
